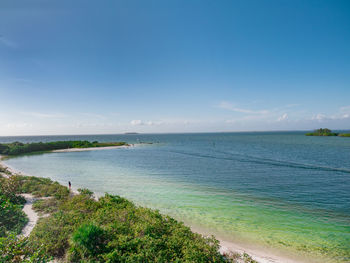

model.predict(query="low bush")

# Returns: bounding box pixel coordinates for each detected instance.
[33,198,60,215]
[0,233,50,262]
[0,176,28,236]
[17,176,69,199]
[77,188,94,198]
[69,223,108,261]
[29,193,227,262]
[0,194,28,236]
[0,176,26,205]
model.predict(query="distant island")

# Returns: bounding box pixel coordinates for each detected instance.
[305,128,350,137]
[0,140,128,156]
[124,132,139,134]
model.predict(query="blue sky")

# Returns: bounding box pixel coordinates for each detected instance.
[0,0,349,135]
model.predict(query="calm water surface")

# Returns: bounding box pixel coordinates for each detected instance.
[2,132,350,262]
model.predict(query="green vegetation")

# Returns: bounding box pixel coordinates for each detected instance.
[0,173,49,262]
[0,140,128,156]
[17,176,69,199]
[338,133,350,137]
[305,128,339,136]
[306,128,350,137]
[0,171,69,262]
[0,176,27,236]
[0,168,258,263]
[0,233,49,263]
[30,193,226,262]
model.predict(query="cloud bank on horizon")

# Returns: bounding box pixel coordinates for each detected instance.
[0,0,349,136]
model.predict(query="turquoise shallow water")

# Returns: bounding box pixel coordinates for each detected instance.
[1,132,350,262]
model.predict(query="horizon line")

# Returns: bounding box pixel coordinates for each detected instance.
[1,128,350,138]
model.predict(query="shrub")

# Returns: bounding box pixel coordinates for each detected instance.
[33,198,60,215]
[0,194,28,236]
[69,223,108,260]
[0,234,50,262]
[18,176,69,199]
[0,171,252,262]
[0,144,9,154]
[0,176,26,205]
[78,188,94,198]
[0,176,28,236]
[30,193,227,262]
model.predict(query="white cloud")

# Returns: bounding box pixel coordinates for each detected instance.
[130,120,143,126]
[218,101,270,115]
[75,122,115,128]
[311,114,327,121]
[311,107,350,122]
[277,113,288,122]
[21,112,66,119]
[130,119,194,126]
[6,123,33,129]
[130,120,161,126]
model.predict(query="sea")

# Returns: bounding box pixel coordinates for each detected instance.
[1,132,349,262]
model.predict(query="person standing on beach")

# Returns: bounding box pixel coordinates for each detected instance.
[68,181,71,191]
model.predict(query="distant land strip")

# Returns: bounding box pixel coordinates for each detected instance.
[0,140,128,156]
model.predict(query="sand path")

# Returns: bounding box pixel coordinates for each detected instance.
[20,194,41,237]
[20,194,52,237]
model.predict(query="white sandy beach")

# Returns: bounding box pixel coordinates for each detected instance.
[188,224,310,263]
[218,240,303,263]
[52,145,133,153]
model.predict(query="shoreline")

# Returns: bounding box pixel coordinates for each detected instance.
[189,225,310,263]
[1,148,308,263]
[52,144,133,153]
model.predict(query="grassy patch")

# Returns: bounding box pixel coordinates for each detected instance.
[33,198,60,215]
[17,176,69,199]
